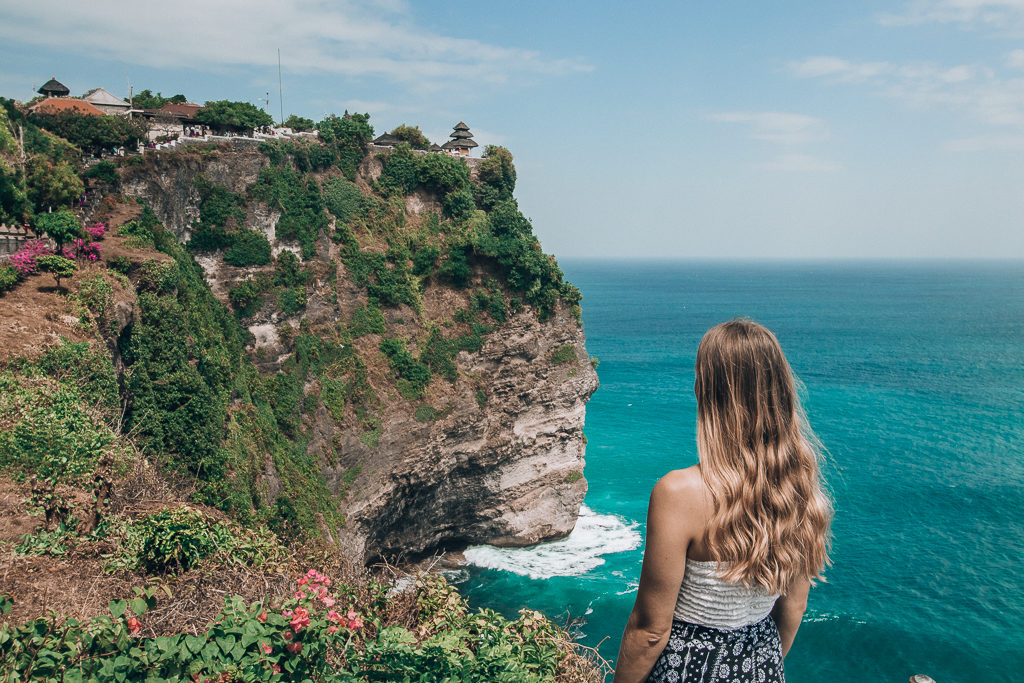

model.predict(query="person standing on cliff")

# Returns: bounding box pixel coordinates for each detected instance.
[614,319,833,682]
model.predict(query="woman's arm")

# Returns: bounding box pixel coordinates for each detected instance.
[770,576,810,657]
[613,470,705,683]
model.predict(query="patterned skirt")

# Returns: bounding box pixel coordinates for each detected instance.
[645,615,785,683]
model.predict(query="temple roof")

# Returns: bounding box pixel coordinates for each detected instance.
[428,143,443,152]
[29,97,104,116]
[38,78,70,97]
[372,133,401,146]
[441,138,478,149]
[453,121,470,131]
[82,88,129,108]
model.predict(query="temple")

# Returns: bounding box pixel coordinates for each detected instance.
[440,121,478,157]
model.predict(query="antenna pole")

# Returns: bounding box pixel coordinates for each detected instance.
[277,49,284,126]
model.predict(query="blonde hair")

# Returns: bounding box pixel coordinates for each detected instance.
[695,319,832,594]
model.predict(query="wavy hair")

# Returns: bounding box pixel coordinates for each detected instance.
[695,319,832,594]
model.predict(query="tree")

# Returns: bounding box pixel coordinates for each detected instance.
[473,145,517,211]
[26,158,83,211]
[316,113,373,178]
[30,112,146,156]
[132,90,187,109]
[35,254,77,290]
[390,124,430,150]
[195,100,274,133]
[284,114,315,132]
[35,210,81,252]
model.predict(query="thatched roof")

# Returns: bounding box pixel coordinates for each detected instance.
[428,143,443,152]
[38,78,69,97]
[453,121,470,131]
[372,133,401,146]
[441,138,478,150]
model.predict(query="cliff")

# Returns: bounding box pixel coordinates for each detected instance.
[108,139,597,564]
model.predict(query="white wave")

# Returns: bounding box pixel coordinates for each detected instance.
[463,505,641,580]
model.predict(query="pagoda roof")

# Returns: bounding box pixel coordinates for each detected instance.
[82,88,129,108]
[441,138,478,149]
[29,97,104,116]
[428,143,443,152]
[453,121,470,131]
[38,78,70,97]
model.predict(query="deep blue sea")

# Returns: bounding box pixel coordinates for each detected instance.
[459,260,1024,683]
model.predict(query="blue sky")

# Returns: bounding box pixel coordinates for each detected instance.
[2,0,1022,259]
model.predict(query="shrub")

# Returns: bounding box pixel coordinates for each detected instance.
[229,277,268,316]
[9,239,53,277]
[414,405,438,422]
[251,166,328,258]
[284,114,315,132]
[550,344,577,365]
[350,302,386,337]
[411,244,440,277]
[0,264,17,293]
[390,124,431,149]
[277,287,307,315]
[322,175,362,222]
[35,254,76,289]
[84,160,119,183]
[116,217,155,247]
[108,255,132,274]
[443,187,476,220]
[379,338,431,399]
[418,153,470,196]
[223,229,272,267]
[378,143,421,196]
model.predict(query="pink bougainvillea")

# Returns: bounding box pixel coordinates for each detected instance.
[85,222,106,239]
[9,240,54,277]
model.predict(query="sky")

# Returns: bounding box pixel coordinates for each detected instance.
[1,0,1022,260]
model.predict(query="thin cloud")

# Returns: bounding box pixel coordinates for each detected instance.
[0,1,591,93]
[708,111,830,145]
[789,55,1024,129]
[878,0,1024,30]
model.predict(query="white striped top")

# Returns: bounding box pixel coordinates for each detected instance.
[673,559,779,630]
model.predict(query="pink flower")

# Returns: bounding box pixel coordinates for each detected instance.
[348,617,363,630]
[326,610,341,624]
[323,577,331,587]
[306,569,317,579]
[126,617,141,634]
[272,664,281,673]
[297,577,308,587]
[282,610,293,617]
[289,607,310,632]
[322,596,335,607]
[261,642,272,654]
[328,625,338,634]
[285,642,302,654]
[347,610,358,621]
[258,611,267,623]
[295,591,306,599]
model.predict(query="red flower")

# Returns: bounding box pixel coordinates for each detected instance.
[126,617,141,634]
[272,664,281,673]
[348,617,363,630]
[285,642,302,654]
[326,609,341,623]
[261,642,272,654]
[290,607,310,632]
[297,577,308,587]
[257,611,268,623]
[283,630,293,641]
[328,625,338,634]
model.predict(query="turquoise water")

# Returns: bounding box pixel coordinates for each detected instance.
[460,261,1024,682]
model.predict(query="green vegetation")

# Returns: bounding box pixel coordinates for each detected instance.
[223,229,272,267]
[322,175,363,222]
[390,124,431,149]
[34,209,81,251]
[35,254,76,289]
[379,338,431,399]
[195,99,274,133]
[0,571,602,682]
[131,89,187,109]
[187,177,246,252]
[30,111,146,156]
[84,160,119,183]
[350,302,387,337]
[0,264,18,293]
[550,344,577,365]
[284,114,316,132]
[316,112,374,179]
[251,165,329,258]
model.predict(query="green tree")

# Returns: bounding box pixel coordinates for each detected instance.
[35,254,76,290]
[0,104,29,222]
[30,112,146,156]
[195,100,273,133]
[418,152,470,196]
[316,113,373,179]
[390,124,430,150]
[473,145,517,211]
[34,210,81,252]
[26,157,83,211]
[284,114,315,132]
[132,90,187,109]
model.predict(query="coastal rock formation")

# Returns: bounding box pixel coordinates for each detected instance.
[118,144,597,563]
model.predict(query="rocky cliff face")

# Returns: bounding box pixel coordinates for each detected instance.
[120,143,597,564]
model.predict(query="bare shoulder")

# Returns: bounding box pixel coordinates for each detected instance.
[651,465,708,514]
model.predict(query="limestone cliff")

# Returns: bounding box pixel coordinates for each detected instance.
[114,141,597,564]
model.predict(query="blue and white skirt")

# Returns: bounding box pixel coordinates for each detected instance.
[645,615,785,683]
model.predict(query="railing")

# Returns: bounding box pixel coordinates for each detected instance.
[0,224,34,257]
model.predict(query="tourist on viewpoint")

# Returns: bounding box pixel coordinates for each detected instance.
[614,319,832,682]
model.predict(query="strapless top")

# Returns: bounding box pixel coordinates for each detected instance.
[673,559,779,630]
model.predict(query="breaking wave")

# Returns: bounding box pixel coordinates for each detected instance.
[463,505,641,580]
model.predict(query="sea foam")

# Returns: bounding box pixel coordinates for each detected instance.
[463,505,641,580]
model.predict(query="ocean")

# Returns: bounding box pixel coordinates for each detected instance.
[459,260,1024,682]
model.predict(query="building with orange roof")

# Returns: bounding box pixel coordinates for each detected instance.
[29,97,104,116]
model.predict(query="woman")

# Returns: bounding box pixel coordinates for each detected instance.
[614,320,832,682]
